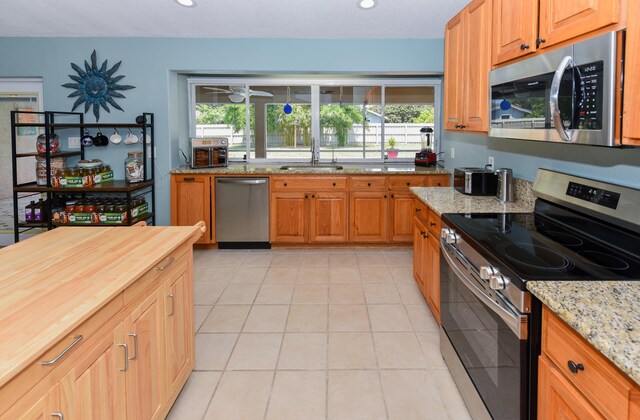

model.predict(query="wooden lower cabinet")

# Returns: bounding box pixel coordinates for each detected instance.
[412,204,442,324]
[389,192,415,242]
[309,192,348,243]
[413,216,428,300]
[20,385,60,420]
[170,175,214,244]
[270,192,307,243]
[349,191,388,242]
[426,232,441,321]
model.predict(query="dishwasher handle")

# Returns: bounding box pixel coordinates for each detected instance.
[216,178,267,185]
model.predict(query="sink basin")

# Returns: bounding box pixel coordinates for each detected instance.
[280,164,344,171]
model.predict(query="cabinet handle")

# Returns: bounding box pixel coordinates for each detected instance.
[155,256,175,271]
[430,222,436,227]
[391,194,395,198]
[167,293,175,316]
[536,38,546,47]
[312,194,315,198]
[406,182,410,186]
[284,183,287,186]
[41,335,83,366]
[305,195,308,199]
[332,182,336,186]
[437,183,441,186]
[128,333,138,360]
[423,233,428,238]
[415,208,421,212]
[520,43,530,51]
[184,177,195,182]
[51,413,64,420]
[118,344,129,372]
[367,182,371,186]
[567,360,584,374]
[420,231,426,236]
[384,195,387,198]
[459,124,466,129]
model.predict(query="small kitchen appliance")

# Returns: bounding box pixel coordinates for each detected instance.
[453,167,499,196]
[414,126,437,167]
[496,168,515,202]
[191,138,228,169]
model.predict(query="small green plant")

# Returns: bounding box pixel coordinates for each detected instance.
[387,137,397,150]
[386,138,399,158]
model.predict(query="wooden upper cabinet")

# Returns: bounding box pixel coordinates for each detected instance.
[622,0,640,145]
[444,11,465,131]
[170,175,213,244]
[493,0,538,65]
[309,192,347,243]
[538,0,621,48]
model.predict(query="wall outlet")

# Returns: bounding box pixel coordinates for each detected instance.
[450,147,455,159]
[487,156,495,171]
[68,137,80,149]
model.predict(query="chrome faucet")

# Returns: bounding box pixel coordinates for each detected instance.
[310,138,319,165]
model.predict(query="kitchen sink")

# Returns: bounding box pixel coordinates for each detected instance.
[280,164,344,171]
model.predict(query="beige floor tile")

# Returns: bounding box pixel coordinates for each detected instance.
[194,305,212,332]
[329,284,365,304]
[167,371,221,420]
[405,304,440,332]
[363,284,402,304]
[277,333,327,370]
[373,332,427,368]
[195,270,234,288]
[266,371,326,420]
[368,304,413,331]
[230,267,268,284]
[329,266,361,283]
[204,371,274,420]
[210,253,247,267]
[416,332,446,368]
[329,253,358,267]
[199,305,251,333]
[264,267,300,283]
[292,284,329,304]
[328,332,377,369]
[397,283,426,304]
[300,253,330,267]
[328,304,370,332]
[194,250,220,267]
[297,266,330,283]
[270,253,302,267]
[216,284,260,304]
[327,370,387,420]
[384,252,413,266]
[357,253,389,266]
[226,333,283,370]
[255,284,295,304]
[193,282,225,306]
[431,369,473,420]
[193,264,209,281]
[381,370,449,420]
[242,253,274,267]
[359,265,393,283]
[194,333,237,370]
[243,305,290,332]
[286,305,328,332]
[389,266,415,284]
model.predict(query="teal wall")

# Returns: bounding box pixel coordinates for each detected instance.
[0,37,445,225]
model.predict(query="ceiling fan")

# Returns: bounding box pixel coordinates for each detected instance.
[202,86,273,103]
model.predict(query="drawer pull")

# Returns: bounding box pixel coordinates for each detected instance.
[422,233,428,239]
[368,182,371,186]
[567,360,584,374]
[118,344,129,372]
[430,222,436,227]
[284,183,288,186]
[167,293,175,316]
[333,182,336,186]
[415,208,421,212]
[51,413,64,420]
[384,195,387,198]
[184,177,195,182]
[520,43,530,51]
[312,194,315,198]
[406,182,410,186]
[41,335,83,366]
[156,257,175,271]
[128,333,138,360]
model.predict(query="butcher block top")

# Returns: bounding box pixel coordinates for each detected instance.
[0,224,203,388]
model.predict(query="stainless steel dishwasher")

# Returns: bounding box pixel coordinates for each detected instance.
[215,177,270,248]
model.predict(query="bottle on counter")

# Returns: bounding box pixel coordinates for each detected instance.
[25,201,35,222]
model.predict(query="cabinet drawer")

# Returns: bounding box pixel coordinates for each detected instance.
[414,200,429,224]
[349,176,387,191]
[542,307,637,420]
[426,174,451,187]
[388,176,428,190]
[271,176,347,191]
[427,209,441,235]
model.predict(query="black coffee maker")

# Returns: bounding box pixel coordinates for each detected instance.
[415,127,437,167]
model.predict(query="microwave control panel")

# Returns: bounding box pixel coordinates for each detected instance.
[576,61,604,130]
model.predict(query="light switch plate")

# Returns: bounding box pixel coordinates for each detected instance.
[68,137,81,149]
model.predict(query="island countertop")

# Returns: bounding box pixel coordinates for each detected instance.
[171,163,451,176]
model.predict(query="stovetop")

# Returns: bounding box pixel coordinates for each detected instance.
[442,201,640,283]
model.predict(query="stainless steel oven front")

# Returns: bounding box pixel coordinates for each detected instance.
[439,223,531,420]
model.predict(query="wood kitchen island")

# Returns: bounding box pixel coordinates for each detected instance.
[0,223,204,419]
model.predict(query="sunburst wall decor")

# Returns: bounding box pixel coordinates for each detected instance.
[62,50,135,121]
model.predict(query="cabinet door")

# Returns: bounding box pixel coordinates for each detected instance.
[170,175,213,244]
[493,0,538,65]
[389,192,415,243]
[538,356,603,420]
[463,0,491,132]
[164,263,194,394]
[426,233,441,324]
[60,325,127,420]
[444,11,465,131]
[539,0,621,48]
[349,191,388,242]
[309,192,347,243]
[413,217,428,301]
[125,289,165,420]
[270,192,308,243]
[12,384,60,420]
[622,0,640,146]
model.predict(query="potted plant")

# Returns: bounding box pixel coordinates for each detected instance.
[386,137,399,158]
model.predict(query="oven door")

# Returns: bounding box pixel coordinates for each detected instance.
[440,241,529,420]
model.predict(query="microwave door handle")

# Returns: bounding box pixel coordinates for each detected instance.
[550,56,577,142]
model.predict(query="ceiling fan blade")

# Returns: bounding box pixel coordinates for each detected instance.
[202,87,232,93]
[248,90,273,97]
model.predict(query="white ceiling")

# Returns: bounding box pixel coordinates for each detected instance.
[0,0,469,39]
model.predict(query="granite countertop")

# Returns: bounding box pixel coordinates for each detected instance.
[410,178,536,216]
[171,163,451,176]
[527,281,640,386]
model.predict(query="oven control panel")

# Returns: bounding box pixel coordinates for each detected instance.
[566,181,620,209]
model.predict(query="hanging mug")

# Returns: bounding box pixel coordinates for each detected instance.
[124,129,138,145]
[110,128,122,144]
[94,130,109,147]
[80,129,94,147]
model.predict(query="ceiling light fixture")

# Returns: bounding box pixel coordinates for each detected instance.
[358,0,377,10]
[175,0,197,7]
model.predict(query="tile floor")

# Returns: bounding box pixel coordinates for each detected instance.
[167,248,471,420]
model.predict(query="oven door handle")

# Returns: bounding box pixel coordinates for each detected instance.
[442,242,528,340]
[550,55,577,143]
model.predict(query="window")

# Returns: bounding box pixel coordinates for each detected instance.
[189,78,440,162]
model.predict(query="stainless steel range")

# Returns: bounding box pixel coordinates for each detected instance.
[439,169,640,420]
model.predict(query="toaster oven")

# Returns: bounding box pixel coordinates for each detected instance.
[191,138,228,168]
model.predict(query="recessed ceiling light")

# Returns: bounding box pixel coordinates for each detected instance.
[358,0,377,10]
[175,0,197,7]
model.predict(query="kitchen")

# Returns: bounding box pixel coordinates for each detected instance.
[1,0,640,419]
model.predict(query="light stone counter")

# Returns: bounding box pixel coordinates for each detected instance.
[527,281,640,386]
[171,163,451,176]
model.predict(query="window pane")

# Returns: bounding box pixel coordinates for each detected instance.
[382,86,436,160]
[319,86,381,161]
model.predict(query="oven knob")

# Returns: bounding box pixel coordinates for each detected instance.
[479,266,499,280]
[489,274,510,290]
[445,232,460,244]
[440,228,452,239]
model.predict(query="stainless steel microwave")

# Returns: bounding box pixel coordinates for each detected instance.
[489,31,623,146]
[191,138,228,168]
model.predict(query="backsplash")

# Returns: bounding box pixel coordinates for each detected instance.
[514,178,535,208]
